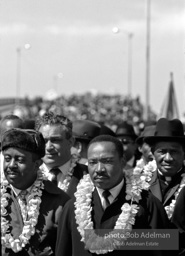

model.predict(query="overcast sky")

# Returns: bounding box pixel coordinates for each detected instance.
[0,0,184,118]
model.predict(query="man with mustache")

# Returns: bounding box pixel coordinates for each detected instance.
[1,128,70,255]
[35,112,88,196]
[144,118,185,209]
[56,135,173,256]
[144,118,185,256]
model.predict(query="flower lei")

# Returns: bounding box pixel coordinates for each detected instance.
[1,169,45,253]
[130,159,185,220]
[124,159,157,202]
[74,174,143,254]
[42,154,78,192]
[165,173,185,219]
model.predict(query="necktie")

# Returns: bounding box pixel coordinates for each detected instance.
[50,168,60,185]
[102,190,111,209]
[19,190,28,205]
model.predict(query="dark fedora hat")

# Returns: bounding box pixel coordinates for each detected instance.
[136,125,156,145]
[144,118,185,146]
[99,124,116,137]
[115,121,137,140]
[73,120,101,141]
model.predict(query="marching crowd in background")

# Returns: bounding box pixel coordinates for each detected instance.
[0,94,185,256]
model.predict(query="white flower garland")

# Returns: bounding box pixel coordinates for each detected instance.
[1,169,45,253]
[42,154,78,192]
[165,173,185,219]
[74,174,141,254]
[131,159,185,220]
[124,159,157,202]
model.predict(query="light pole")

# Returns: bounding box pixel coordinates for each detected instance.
[15,44,31,105]
[145,0,151,121]
[112,27,134,97]
[53,72,63,93]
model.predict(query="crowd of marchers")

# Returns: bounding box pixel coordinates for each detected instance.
[0,112,185,256]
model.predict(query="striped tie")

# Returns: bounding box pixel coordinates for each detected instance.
[50,168,60,186]
[19,190,28,205]
[102,190,111,209]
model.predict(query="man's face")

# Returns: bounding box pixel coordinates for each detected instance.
[139,142,154,164]
[3,148,38,190]
[88,141,124,190]
[153,141,185,177]
[39,124,73,168]
[116,135,136,162]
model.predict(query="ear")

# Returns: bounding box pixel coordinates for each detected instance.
[138,146,142,153]
[74,141,82,154]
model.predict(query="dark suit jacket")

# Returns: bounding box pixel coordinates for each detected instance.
[67,162,88,197]
[56,182,172,256]
[1,180,70,256]
[171,186,185,255]
[149,167,185,206]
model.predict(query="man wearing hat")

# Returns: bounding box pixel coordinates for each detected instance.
[115,121,141,169]
[0,115,24,177]
[144,118,185,228]
[35,112,88,197]
[136,125,156,164]
[1,128,70,255]
[72,119,101,165]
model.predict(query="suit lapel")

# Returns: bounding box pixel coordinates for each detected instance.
[67,165,82,197]
[163,169,185,206]
[92,183,127,229]
[163,184,179,205]
[9,189,24,238]
[92,188,104,228]
[149,170,163,202]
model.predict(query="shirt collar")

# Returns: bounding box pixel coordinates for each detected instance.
[44,160,71,176]
[96,179,124,203]
[10,184,32,197]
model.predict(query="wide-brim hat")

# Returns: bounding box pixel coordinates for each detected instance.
[115,121,137,140]
[73,120,101,141]
[136,125,156,145]
[144,118,185,146]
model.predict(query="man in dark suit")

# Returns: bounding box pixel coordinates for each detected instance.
[1,128,70,256]
[115,121,140,169]
[56,135,172,256]
[144,118,185,209]
[171,186,185,255]
[144,118,185,256]
[35,112,88,196]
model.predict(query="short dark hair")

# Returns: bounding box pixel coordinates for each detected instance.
[35,112,72,139]
[0,115,24,133]
[88,134,124,158]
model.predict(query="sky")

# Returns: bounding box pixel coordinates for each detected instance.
[0,0,184,119]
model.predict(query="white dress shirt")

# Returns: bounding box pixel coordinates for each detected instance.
[41,160,71,186]
[96,179,124,209]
